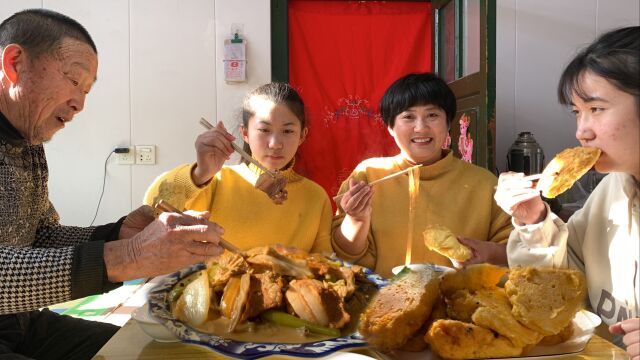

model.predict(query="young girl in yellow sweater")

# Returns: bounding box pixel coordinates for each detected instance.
[144,83,332,253]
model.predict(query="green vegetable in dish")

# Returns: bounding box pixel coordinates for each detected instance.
[260,310,341,337]
[168,271,201,303]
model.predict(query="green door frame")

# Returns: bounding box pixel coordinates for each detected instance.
[432,0,496,171]
[271,0,289,83]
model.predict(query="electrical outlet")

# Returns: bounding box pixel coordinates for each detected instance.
[135,145,156,165]
[115,147,134,165]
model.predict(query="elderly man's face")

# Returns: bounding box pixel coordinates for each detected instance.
[17,38,98,144]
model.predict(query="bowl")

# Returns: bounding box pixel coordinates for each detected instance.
[391,263,454,275]
[131,303,178,342]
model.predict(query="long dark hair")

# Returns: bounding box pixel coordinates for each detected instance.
[558,26,639,108]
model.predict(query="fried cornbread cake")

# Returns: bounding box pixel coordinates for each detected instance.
[423,224,472,262]
[425,319,523,359]
[358,267,441,351]
[536,146,601,198]
[505,267,586,336]
[470,290,543,348]
[439,263,507,297]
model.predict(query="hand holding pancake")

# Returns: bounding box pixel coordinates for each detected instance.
[495,146,600,225]
[423,224,472,263]
[536,146,601,198]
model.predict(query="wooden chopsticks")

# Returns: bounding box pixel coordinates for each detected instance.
[332,164,423,203]
[155,199,242,255]
[198,117,276,178]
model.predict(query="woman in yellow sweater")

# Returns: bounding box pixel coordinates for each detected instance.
[332,73,512,278]
[144,83,331,254]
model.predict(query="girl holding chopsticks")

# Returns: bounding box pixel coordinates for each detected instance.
[332,73,513,278]
[144,83,332,254]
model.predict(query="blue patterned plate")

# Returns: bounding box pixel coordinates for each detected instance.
[147,259,387,359]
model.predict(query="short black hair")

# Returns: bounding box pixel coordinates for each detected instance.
[558,26,639,106]
[379,72,457,129]
[0,8,97,60]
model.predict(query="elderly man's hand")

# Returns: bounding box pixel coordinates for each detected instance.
[105,210,225,281]
[119,205,156,239]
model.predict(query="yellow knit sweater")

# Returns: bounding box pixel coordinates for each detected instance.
[332,151,513,278]
[144,162,332,254]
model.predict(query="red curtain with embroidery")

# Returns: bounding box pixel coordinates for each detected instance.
[289,1,432,205]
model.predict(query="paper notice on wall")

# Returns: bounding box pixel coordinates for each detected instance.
[224,59,246,82]
[224,39,246,82]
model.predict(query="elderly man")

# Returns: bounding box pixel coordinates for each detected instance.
[0,9,225,360]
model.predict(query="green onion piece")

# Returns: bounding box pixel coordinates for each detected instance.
[261,310,341,337]
[168,271,201,303]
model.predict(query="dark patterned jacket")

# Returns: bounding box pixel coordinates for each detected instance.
[0,111,122,315]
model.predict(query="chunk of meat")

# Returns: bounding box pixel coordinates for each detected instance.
[246,246,313,279]
[207,252,250,291]
[323,267,356,299]
[243,272,284,320]
[255,172,288,204]
[285,279,350,329]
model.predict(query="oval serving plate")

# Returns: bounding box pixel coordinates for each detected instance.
[147,259,388,359]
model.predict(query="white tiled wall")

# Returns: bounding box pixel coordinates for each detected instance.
[214,1,272,162]
[496,0,639,172]
[129,0,217,208]
[44,0,132,226]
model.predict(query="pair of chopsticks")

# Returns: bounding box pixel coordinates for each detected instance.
[155,199,242,255]
[332,164,423,203]
[522,173,544,181]
[199,117,276,178]
[493,173,549,191]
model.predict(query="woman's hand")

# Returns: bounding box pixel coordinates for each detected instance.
[610,318,640,360]
[494,172,547,225]
[192,121,235,186]
[333,178,373,256]
[454,237,508,267]
[339,178,373,221]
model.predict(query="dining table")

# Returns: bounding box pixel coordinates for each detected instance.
[92,316,630,360]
